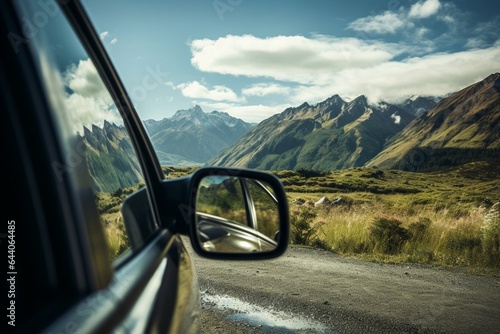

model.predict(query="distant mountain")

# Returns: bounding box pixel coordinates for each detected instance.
[395,96,442,117]
[82,121,143,192]
[208,95,415,171]
[367,73,500,170]
[144,105,254,166]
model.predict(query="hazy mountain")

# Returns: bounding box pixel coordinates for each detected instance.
[82,121,143,192]
[208,95,415,171]
[144,105,254,165]
[367,73,500,170]
[395,96,442,117]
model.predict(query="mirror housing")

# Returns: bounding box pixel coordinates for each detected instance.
[161,167,289,260]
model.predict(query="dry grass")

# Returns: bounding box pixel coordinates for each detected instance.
[101,212,129,261]
[289,197,499,269]
[98,164,499,270]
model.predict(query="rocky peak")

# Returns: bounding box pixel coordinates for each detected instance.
[173,105,206,120]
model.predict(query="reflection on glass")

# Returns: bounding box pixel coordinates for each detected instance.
[197,176,248,226]
[28,7,146,262]
[196,176,280,253]
[247,180,280,241]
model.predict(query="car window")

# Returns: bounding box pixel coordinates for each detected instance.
[22,0,154,262]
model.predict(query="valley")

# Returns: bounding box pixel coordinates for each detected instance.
[89,74,499,269]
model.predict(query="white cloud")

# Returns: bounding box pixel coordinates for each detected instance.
[63,59,121,133]
[190,35,396,85]
[416,27,430,38]
[99,31,109,39]
[391,114,401,125]
[201,102,289,123]
[348,11,407,34]
[465,38,486,49]
[242,83,291,97]
[177,81,242,102]
[64,93,121,134]
[290,45,500,106]
[189,33,500,111]
[409,0,441,19]
[439,15,455,24]
[110,38,118,45]
[65,59,111,101]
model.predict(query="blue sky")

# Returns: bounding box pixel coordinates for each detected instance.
[82,0,500,123]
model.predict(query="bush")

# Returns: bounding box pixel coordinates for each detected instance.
[310,238,330,251]
[296,168,326,178]
[408,217,431,241]
[369,216,410,254]
[290,207,320,245]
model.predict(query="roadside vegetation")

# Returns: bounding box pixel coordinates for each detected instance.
[96,162,499,270]
[278,162,499,270]
[95,184,144,261]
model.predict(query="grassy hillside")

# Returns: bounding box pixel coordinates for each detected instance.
[277,162,499,270]
[166,162,500,270]
[209,95,415,171]
[275,162,499,210]
[368,73,500,169]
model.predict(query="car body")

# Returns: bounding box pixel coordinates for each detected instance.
[1,0,289,333]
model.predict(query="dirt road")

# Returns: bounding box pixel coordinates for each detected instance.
[190,245,500,333]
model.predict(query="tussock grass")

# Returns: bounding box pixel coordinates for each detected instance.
[289,198,498,269]
[101,213,129,261]
[145,163,500,270]
[283,162,500,269]
[95,183,144,261]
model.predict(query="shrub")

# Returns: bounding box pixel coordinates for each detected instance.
[292,197,305,205]
[408,217,431,241]
[296,168,326,178]
[290,207,321,246]
[310,238,330,251]
[369,216,410,254]
[273,170,297,178]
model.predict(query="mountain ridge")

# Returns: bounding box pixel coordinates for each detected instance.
[144,105,255,165]
[367,73,500,170]
[208,94,418,171]
[81,121,143,192]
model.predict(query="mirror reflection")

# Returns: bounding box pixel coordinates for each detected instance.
[196,175,280,253]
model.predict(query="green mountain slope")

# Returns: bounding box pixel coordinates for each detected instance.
[367,73,500,170]
[208,95,415,171]
[82,121,143,192]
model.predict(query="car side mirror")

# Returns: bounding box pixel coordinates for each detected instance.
[189,168,289,259]
[159,167,289,259]
[156,167,290,260]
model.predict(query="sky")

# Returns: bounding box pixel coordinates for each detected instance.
[82,0,500,123]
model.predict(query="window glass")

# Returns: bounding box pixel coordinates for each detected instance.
[23,0,150,261]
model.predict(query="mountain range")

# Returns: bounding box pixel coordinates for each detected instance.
[80,106,254,192]
[81,121,143,192]
[81,74,499,192]
[396,96,442,117]
[207,95,418,171]
[367,73,500,170]
[143,105,254,166]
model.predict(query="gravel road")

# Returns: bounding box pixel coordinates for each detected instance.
[189,245,500,333]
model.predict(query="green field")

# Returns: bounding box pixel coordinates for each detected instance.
[97,163,499,270]
[275,162,499,271]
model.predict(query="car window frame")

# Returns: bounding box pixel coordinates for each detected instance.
[57,0,176,239]
[3,0,195,332]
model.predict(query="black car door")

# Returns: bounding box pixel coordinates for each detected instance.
[2,0,200,332]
